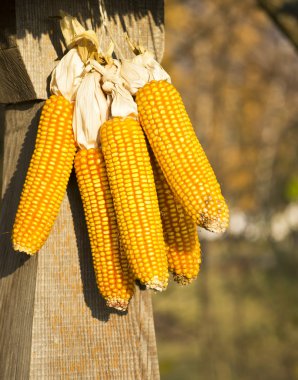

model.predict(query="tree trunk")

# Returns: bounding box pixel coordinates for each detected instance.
[257,0,298,51]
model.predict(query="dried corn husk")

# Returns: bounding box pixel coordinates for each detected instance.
[50,48,85,101]
[91,59,137,118]
[73,71,109,149]
[121,51,171,95]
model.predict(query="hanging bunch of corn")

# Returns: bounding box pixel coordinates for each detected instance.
[12,12,229,312]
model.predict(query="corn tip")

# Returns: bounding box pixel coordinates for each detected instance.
[106,298,129,312]
[13,243,37,256]
[145,276,168,292]
[200,216,228,233]
[173,273,197,286]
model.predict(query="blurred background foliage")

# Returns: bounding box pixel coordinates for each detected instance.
[153,0,298,379]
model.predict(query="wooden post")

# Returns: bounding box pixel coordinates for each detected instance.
[0,1,164,378]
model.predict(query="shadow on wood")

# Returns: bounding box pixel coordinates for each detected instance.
[67,171,132,322]
[0,0,165,102]
[0,1,163,376]
[0,102,44,380]
[0,102,43,278]
[0,100,130,321]
[12,0,163,41]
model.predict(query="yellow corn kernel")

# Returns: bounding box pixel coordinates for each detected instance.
[12,95,76,254]
[74,148,135,311]
[136,80,229,233]
[100,116,168,291]
[151,153,201,285]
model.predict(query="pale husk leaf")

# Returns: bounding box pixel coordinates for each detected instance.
[73,71,109,150]
[140,51,171,82]
[111,84,137,117]
[50,48,85,102]
[120,60,149,95]
[120,51,171,95]
[59,11,99,63]
[59,11,86,47]
[90,60,137,118]
[59,11,98,49]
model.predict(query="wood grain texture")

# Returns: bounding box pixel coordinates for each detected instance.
[30,175,159,379]
[9,0,164,101]
[0,48,36,103]
[0,1,164,377]
[0,1,37,103]
[0,102,43,379]
[0,101,160,379]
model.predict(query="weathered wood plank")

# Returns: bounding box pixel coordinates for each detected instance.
[0,1,37,103]
[0,102,43,379]
[2,0,164,101]
[0,48,36,103]
[0,101,160,379]
[0,1,163,377]
[30,178,159,378]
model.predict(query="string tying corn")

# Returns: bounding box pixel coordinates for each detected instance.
[11,13,230,311]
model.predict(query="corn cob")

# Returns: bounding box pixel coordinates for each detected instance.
[100,116,169,291]
[151,153,201,285]
[74,148,135,310]
[12,95,76,254]
[136,80,229,233]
